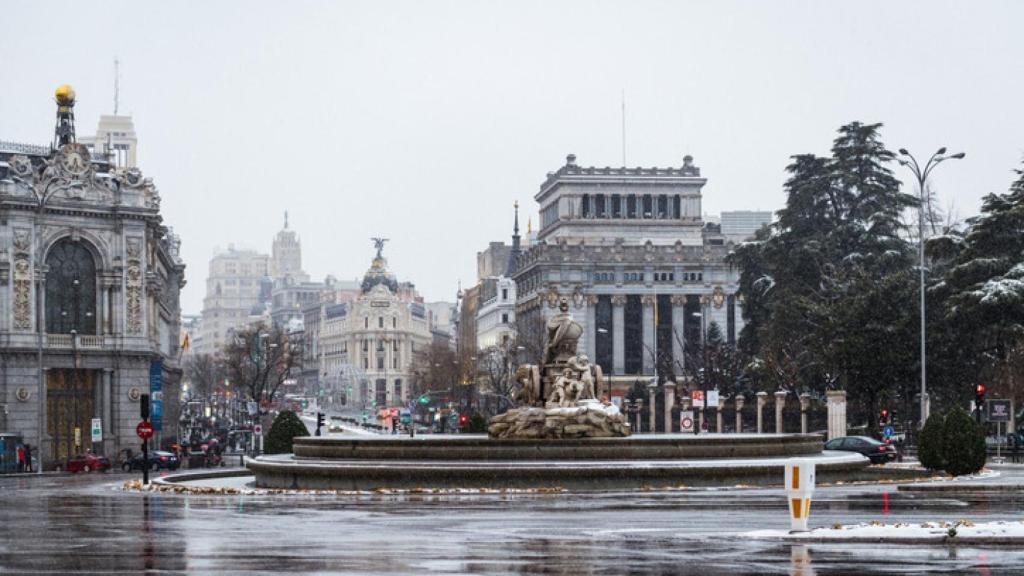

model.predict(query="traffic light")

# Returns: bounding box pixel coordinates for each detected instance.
[316,412,325,436]
[419,394,430,405]
[140,393,150,420]
[459,413,468,428]
[975,383,986,403]
[879,409,889,425]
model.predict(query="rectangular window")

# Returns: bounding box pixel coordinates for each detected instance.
[595,295,613,374]
[596,195,607,218]
[501,313,509,324]
[673,195,682,219]
[582,194,591,218]
[377,356,385,370]
[394,379,402,401]
[362,340,368,352]
[657,195,668,219]
[379,316,384,328]
[643,195,653,218]
[501,288,508,301]
[612,194,622,218]
[624,295,643,375]
[627,195,637,218]
[375,379,387,406]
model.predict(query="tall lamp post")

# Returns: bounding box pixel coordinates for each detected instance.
[693,294,712,434]
[897,147,965,427]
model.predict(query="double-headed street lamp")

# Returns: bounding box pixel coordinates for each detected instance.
[897,147,964,427]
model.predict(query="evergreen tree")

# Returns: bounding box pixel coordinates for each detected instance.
[264,410,310,454]
[941,406,986,476]
[917,412,946,471]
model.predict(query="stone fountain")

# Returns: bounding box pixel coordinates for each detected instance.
[488,298,630,439]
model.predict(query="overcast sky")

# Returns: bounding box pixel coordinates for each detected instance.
[3,1,1022,315]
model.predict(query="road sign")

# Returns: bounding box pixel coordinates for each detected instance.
[680,410,694,433]
[91,418,102,443]
[987,399,1012,422]
[707,390,720,408]
[136,421,154,440]
[254,424,263,435]
[883,425,894,438]
[74,427,81,448]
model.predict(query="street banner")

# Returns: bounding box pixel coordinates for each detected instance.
[680,410,695,432]
[91,418,102,443]
[987,399,1012,422]
[149,360,163,432]
[707,390,720,408]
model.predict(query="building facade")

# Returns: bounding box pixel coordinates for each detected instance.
[315,244,432,411]
[195,245,270,355]
[720,210,772,243]
[0,86,185,467]
[513,154,743,394]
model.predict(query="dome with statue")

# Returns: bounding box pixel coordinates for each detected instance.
[360,237,398,293]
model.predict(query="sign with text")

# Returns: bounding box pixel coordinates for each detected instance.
[680,410,695,433]
[987,399,1012,422]
[149,361,163,432]
[136,421,154,440]
[691,391,704,408]
[91,418,102,443]
[707,390,720,408]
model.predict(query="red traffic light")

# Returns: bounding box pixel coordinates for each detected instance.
[975,383,986,396]
[459,414,468,425]
[880,409,888,418]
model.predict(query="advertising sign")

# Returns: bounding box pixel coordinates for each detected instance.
[91,418,102,443]
[707,390,720,408]
[149,360,163,432]
[691,391,704,408]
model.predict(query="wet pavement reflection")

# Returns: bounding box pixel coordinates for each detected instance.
[2,471,1024,574]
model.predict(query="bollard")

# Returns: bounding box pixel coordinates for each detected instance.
[784,458,815,532]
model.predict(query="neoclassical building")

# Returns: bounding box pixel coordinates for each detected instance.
[513,154,743,396]
[0,86,184,467]
[315,242,432,411]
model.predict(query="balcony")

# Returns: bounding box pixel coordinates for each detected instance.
[46,333,106,350]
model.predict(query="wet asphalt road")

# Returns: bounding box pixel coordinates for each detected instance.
[1,467,1023,575]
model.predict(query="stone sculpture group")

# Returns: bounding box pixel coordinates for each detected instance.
[488,298,631,439]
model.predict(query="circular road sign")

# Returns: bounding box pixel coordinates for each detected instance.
[681,416,693,430]
[136,421,154,440]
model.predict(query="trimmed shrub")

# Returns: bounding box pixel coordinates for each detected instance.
[465,413,488,434]
[264,410,309,454]
[941,406,986,476]
[917,412,946,471]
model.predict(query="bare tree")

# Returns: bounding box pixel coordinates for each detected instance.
[183,353,224,400]
[221,323,301,406]
[408,341,460,400]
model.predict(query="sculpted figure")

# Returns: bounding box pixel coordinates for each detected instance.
[547,369,571,407]
[543,298,583,365]
[567,355,596,401]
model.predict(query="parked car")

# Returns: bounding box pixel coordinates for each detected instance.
[122,450,180,472]
[824,435,898,464]
[65,453,111,473]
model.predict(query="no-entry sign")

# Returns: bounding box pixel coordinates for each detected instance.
[136,421,154,440]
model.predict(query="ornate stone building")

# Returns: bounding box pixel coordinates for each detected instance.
[513,154,743,396]
[0,86,185,467]
[314,242,432,411]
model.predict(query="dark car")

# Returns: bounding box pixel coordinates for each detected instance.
[122,450,180,472]
[65,453,112,473]
[824,435,898,464]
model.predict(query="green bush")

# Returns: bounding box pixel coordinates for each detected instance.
[465,413,488,434]
[941,406,987,476]
[917,412,946,471]
[264,410,309,454]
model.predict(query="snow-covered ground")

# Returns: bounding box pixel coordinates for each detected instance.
[299,414,377,436]
[745,519,1024,543]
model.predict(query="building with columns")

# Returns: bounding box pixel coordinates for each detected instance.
[0,86,185,467]
[513,154,743,396]
[314,243,432,412]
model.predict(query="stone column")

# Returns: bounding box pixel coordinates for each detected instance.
[647,384,657,433]
[799,393,811,434]
[826,390,847,441]
[611,295,626,375]
[734,395,745,433]
[585,296,596,361]
[698,406,705,433]
[102,369,114,456]
[716,394,727,433]
[664,384,675,434]
[641,295,656,375]
[756,391,768,433]
[774,390,787,434]
[670,295,686,374]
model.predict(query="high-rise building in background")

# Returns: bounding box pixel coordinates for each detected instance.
[0,86,184,467]
[79,114,138,170]
[195,245,270,355]
[720,210,772,242]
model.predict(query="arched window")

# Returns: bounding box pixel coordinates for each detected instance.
[45,239,97,334]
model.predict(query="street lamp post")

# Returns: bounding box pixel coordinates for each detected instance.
[897,147,965,427]
[693,294,712,434]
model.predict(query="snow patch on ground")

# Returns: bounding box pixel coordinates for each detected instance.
[745,519,1024,543]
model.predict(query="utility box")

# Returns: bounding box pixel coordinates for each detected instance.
[784,458,816,532]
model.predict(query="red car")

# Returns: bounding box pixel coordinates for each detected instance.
[65,453,112,473]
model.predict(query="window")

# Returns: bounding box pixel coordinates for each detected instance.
[393,340,399,351]
[582,194,591,218]
[612,194,622,218]
[392,317,397,328]
[362,339,368,352]
[364,317,369,329]
[363,358,369,369]
[501,313,509,324]
[501,288,508,301]
[627,195,637,218]
[643,195,653,218]
[377,356,385,369]
[376,340,385,352]
[394,379,403,401]
[45,239,97,335]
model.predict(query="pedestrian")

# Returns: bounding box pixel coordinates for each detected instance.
[24,444,32,473]
[16,444,25,473]
[1010,433,1020,464]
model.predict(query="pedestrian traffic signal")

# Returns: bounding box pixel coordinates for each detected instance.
[140,393,150,420]
[316,412,325,436]
[419,394,430,405]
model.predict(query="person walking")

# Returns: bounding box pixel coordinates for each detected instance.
[16,445,25,473]
[23,444,32,473]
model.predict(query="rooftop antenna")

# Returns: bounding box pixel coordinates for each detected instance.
[113,57,120,114]
[621,88,627,167]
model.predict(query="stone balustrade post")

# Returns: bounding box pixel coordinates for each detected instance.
[826,390,847,441]
[799,393,811,434]
[664,384,675,434]
[647,384,657,434]
[774,390,788,434]
[734,395,745,433]
[716,394,727,433]
[756,391,768,433]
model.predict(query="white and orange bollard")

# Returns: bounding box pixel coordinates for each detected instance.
[784,458,816,532]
